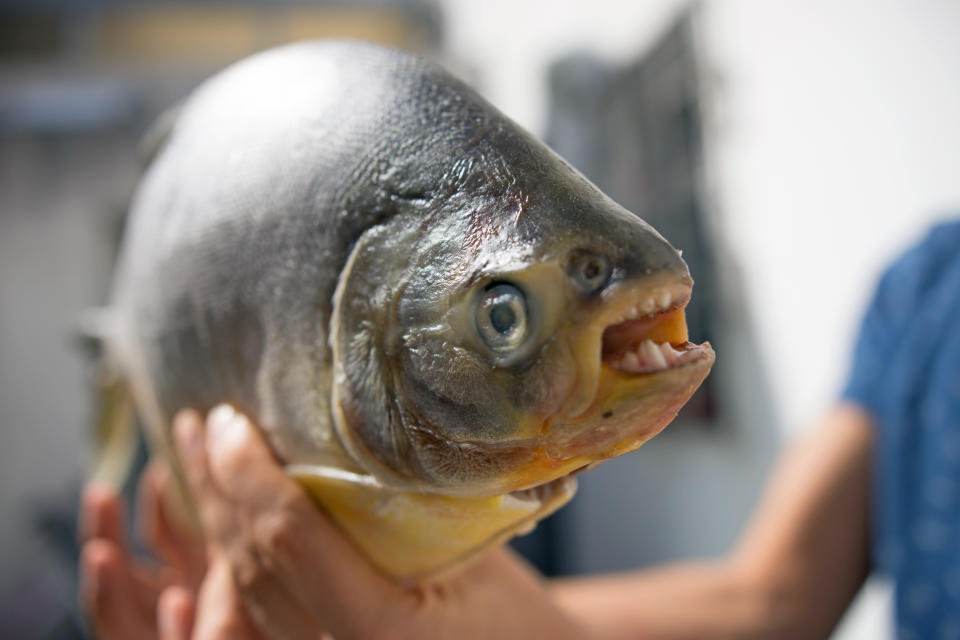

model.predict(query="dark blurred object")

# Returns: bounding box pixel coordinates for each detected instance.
[0,488,87,640]
[0,10,62,59]
[545,12,718,425]
[0,2,440,65]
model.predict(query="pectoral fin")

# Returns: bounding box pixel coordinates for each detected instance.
[289,465,575,582]
[91,371,138,488]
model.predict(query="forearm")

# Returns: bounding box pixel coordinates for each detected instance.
[552,404,873,640]
[552,559,785,640]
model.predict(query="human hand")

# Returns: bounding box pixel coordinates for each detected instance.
[79,439,314,638]
[79,461,206,639]
[169,405,587,640]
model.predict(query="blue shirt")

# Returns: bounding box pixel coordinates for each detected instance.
[843,220,960,639]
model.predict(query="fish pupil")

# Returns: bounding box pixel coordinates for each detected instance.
[490,304,517,334]
[583,260,600,280]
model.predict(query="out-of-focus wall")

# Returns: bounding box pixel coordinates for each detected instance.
[702,0,960,436]
[0,134,140,634]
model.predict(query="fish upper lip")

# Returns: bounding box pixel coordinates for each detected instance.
[596,276,693,331]
[600,281,691,325]
[596,275,703,374]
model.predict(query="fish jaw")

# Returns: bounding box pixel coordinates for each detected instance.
[495,273,715,492]
[548,274,714,454]
[289,465,575,581]
[547,343,713,458]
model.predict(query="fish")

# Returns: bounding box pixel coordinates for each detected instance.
[90,40,715,581]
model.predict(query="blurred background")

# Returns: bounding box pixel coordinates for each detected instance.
[2,0,959,637]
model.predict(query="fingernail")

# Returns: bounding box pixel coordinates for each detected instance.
[207,404,247,451]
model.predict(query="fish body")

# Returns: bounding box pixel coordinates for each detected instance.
[99,40,714,579]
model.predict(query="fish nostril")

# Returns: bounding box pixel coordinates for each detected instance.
[567,249,612,294]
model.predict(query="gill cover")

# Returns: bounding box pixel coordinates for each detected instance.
[329,204,580,496]
[330,217,420,490]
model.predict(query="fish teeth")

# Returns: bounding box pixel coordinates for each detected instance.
[643,339,667,369]
[612,289,681,324]
[610,337,696,375]
[659,342,680,366]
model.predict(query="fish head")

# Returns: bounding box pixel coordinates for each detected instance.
[330,140,714,500]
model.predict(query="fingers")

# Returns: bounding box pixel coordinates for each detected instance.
[189,559,264,640]
[174,406,399,639]
[81,538,158,640]
[158,586,195,640]
[80,483,127,549]
[79,485,153,640]
[180,406,304,516]
[174,409,329,640]
[139,462,207,587]
[80,480,189,640]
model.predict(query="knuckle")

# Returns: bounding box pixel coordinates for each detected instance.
[228,546,271,596]
[275,481,310,512]
[253,507,303,559]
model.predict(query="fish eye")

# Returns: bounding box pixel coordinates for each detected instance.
[567,250,612,293]
[476,283,529,353]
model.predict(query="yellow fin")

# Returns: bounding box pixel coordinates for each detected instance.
[289,466,575,582]
[91,373,137,487]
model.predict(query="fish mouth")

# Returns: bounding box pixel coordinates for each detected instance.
[506,273,715,491]
[558,273,714,421]
[599,283,711,378]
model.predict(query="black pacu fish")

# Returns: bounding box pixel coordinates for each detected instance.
[93,40,714,579]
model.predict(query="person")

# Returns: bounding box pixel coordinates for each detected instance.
[80,220,960,639]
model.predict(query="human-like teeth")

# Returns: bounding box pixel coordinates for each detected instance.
[643,339,667,369]
[612,287,686,325]
[659,342,684,366]
[611,339,694,374]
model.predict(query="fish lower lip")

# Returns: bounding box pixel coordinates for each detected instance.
[507,471,581,502]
